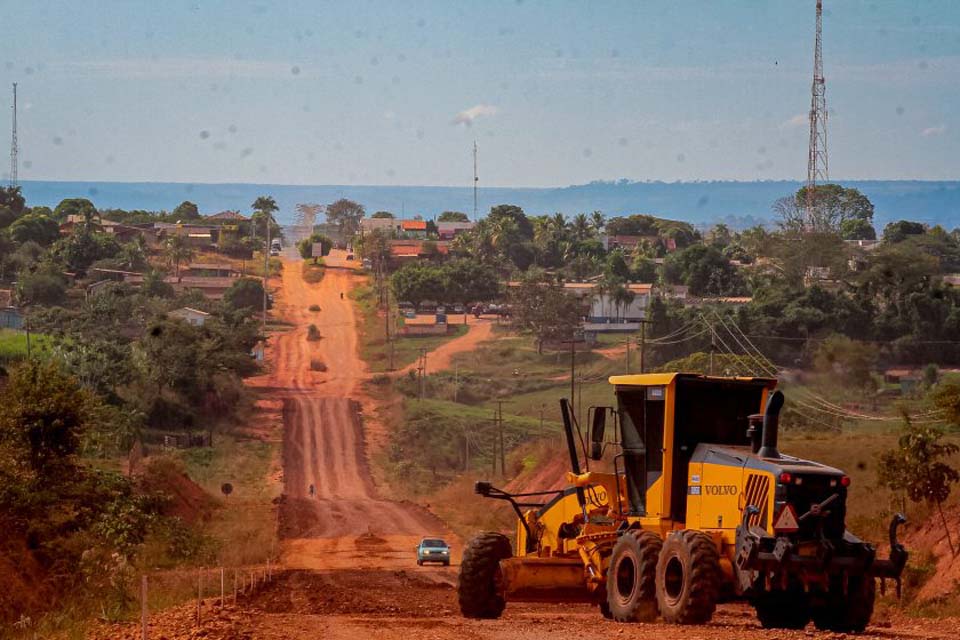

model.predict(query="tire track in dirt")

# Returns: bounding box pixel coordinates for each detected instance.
[268,252,451,570]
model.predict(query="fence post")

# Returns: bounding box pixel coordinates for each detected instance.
[233,569,238,604]
[141,575,148,640]
[220,567,225,609]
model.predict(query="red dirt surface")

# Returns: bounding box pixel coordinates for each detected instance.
[904,503,960,603]
[89,250,958,639]
[395,318,495,376]
[258,252,455,571]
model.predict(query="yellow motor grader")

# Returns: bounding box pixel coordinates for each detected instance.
[458,373,907,632]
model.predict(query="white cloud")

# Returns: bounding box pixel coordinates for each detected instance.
[452,104,498,126]
[781,113,807,129]
[921,124,947,137]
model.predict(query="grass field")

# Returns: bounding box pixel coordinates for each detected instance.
[352,282,469,372]
[176,434,280,567]
[0,328,53,364]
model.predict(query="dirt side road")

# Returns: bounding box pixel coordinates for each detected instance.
[395,317,495,376]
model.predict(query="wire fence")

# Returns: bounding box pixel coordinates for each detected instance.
[135,561,277,639]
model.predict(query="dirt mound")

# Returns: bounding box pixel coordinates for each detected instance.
[246,569,455,617]
[904,503,960,603]
[140,456,218,525]
[0,521,53,625]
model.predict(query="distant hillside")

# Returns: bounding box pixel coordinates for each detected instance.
[17,179,960,230]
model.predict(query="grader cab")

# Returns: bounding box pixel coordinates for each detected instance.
[458,373,908,632]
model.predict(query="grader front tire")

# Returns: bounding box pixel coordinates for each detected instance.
[605,530,662,622]
[458,532,512,619]
[656,530,720,625]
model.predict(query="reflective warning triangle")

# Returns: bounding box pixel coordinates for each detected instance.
[773,505,800,532]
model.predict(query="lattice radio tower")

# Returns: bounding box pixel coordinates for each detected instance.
[9,83,17,187]
[805,0,828,224]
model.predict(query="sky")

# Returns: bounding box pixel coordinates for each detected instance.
[0,0,958,187]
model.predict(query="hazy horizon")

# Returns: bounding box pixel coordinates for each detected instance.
[2,1,959,187]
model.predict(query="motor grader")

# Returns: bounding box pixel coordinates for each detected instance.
[458,373,908,632]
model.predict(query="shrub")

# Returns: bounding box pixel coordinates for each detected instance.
[309,359,327,372]
[306,325,322,341]
[309,304,321,312]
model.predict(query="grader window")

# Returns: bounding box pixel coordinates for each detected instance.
[616,387,665,516]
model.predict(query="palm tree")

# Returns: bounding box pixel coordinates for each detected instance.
[251,195,279,240]
[164,234,194,277]
[590,210,605,234]
[571,213,591,242]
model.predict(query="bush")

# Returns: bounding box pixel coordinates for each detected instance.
[223,277,266,311]
[143,395,196,430]
[309,304,321,312]
[306,324,322,341]
[309,359,327,372]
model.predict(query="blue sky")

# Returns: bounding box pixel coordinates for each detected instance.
[0,1,957,187]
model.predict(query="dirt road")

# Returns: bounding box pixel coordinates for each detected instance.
[91,252,956,639]
[267,251,448,571]
[395,317,495,376]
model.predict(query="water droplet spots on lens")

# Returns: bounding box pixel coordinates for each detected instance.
[53,136,63,146]
[199,130,210,140]
[291,65,301,75]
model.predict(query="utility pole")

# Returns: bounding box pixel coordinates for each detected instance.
[625,338,630,374]
[472,140,478,221]
[9,83,17,187]
[638,319,652,374]
[496,400,506,478]
[805,0,829,226]
[539,403,545,438]
[490,415,497,476]
[569,336,576,418]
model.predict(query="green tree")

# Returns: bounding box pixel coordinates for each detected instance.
[840,218,876,241]
[813,335,876,390]
[0,185,26,228]
[488,204,533,240]
[54,229,121,274]
[438,211,469,223]
[509,273,583,353]
[390,263,447,309]
[325,198,365,238]
[774,184,874,235]
[163,234,194,277]
[297,233,333,262]
[371,210,395,219]
[135,319,202,395]
[53,198,98,223]
[16,270,67,306]
[0,360,92,478]
[223,277,266,311]
[251,195,279,240]
[443,260,500,323]
[141,269,174,298]
[930,382,960,427]
[172,200,201,220]
[882,220,926,244]
[664,244,744,296]
[9,212,60,246]
[878,421,960,556]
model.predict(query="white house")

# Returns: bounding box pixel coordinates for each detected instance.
[168,307,210,326]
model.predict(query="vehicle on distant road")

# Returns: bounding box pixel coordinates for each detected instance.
[416,537,451,566]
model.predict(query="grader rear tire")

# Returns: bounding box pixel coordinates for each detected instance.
[754,587,811,629]
[458,532,512,619]
[812,575,875,633]
[656,530,720,625]
[605,530,662,622]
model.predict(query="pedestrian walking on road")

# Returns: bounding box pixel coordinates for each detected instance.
[308,483,316,498]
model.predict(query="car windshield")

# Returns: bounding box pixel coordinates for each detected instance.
[422,539,446,548]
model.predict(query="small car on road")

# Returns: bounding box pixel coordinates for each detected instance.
[416,537,451,566]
